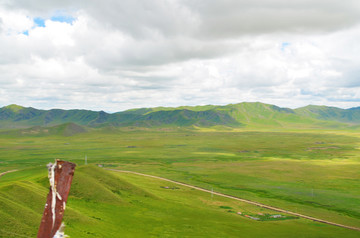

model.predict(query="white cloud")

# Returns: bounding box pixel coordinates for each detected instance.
[0,8,33,34]
[0,1,360,111]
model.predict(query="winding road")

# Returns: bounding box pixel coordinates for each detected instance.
[106,168,360,232]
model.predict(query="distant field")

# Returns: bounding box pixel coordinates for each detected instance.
[0,128,360,236]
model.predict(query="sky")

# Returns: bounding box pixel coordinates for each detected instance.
[0,0,360,112]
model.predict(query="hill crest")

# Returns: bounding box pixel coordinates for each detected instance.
[1,102,359,129]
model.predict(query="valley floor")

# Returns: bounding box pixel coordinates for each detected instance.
[107,168,360,231]
[0,129,360,237]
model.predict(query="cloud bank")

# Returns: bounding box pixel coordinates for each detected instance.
[0,0,360,111]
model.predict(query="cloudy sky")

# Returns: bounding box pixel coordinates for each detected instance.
[0,0,360,111]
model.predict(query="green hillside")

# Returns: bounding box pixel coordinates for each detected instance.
[1,165,359,237]
[1,103,360,237]
[295,105,360,124]
[0,105,100,128]
[0,122,88,137]
[115,102,358,129]
[1,102,359,129]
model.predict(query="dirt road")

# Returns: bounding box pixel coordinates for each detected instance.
[0,170,17,179]
[107,168,360,232]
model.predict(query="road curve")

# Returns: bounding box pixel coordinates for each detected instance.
[0,170,17,179]
[106,168,360,232]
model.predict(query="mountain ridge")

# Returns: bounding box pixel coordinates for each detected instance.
[1,102,359,129]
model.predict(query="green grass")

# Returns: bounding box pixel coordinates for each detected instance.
[1,166,359,237]
[0,128,360,236]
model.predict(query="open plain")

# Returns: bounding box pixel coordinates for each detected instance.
[1,125,360,237]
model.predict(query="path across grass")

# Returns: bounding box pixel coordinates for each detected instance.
[106,168,360,232]
[0,170,17,178]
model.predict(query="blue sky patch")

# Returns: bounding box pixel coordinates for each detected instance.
[34,17,45,27]
[50,16,75,24]
[22,30,29,36]
[50,15,76,24]
[33,13,75,29]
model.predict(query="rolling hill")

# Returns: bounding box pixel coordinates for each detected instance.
[295,105,360,124]
[1,102,359,130]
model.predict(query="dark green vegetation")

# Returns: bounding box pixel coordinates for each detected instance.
[1,102,360,237]
[2,102,360,129]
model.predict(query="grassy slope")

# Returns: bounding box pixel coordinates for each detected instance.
[122,102,358,129]
[295,105,360,124]
[1,102,358,129]
[0,105,100,128]
[0,166,359,237]
[0,122,88,137]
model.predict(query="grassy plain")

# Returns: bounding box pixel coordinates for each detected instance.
[0,128,360,237]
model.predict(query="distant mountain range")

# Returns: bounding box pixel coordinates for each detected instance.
[1,102,360,130]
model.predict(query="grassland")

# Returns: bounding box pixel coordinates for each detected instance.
[0,128,360,237]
